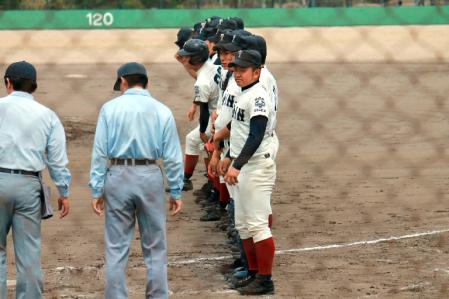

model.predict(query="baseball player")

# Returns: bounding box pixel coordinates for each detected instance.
[0,61,71,299]
[174,27,194,50]
[219,50,277,295]
[89,62,184,298]
[176,39,221,192]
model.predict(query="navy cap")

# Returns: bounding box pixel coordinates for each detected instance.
[229,50,262,68]
[177,39,208,57]
[113,62,147,91]
[252,35,267,65]
[175,27,193,49]
[230,17,244,29]
[4,61,36,81]
[214,30,252,52]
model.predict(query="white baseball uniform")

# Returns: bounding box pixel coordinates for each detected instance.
[185,59,221,155]
[260,66,279,160]
[230,81,276,243]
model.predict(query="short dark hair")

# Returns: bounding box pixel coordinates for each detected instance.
[4,77,37,93]
[122,74,148,89]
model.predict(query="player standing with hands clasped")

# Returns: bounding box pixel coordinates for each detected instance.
[89,62,184,299]
[220,50,277,295]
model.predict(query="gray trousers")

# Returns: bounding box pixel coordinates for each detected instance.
[104,165,168,299]
[0,172,43,299]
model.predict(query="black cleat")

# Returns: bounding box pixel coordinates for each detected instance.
[229,272,256,289]
[200,210,221,221]
[182,179,193,191]
[237,275,275,295]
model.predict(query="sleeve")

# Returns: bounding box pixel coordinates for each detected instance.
[232,116,268,170]
[193,82,210,104]
[88,108,109,198]
[249,95,269,119]
[162,112,184,200]
[198,102,210,133]
[46,113,72,197]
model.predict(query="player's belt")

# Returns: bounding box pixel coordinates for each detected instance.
[0,167,39,177]
[110,158,157,166]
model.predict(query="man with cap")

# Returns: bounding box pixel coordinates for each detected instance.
[176,39,221,192]
[0,61,71,298]
[218,50,277,295]
[89,62,183,299]
[174,27,193,50]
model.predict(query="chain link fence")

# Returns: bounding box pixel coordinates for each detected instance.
[2,5,449,299]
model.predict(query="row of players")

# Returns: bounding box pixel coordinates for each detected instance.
[173,16,279,296]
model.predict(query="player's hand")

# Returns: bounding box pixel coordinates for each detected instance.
[169,197,183,216]
[58,197,70,219]
[204,139,215,153]
[187,104,197,121]
[200,132,209,144]
[92,197,105,216]
[208,151,220,178]
[218,157,232,177]
[225,166,240,185]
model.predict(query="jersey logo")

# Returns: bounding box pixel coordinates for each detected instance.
[222,94,235,108]
[194,85,200,100]
[255,97,266,109]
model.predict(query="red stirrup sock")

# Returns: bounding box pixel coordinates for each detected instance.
[254,237,275,275]
[219,183,230,205]
[184,154,199,179]
[242,238,258,272]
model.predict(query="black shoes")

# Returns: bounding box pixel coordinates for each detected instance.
[229,272,256,289]
[200,209,221,221]
[182,179,193,191]
[237,274,275,295]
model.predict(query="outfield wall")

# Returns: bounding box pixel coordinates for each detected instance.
[0,7,448,64]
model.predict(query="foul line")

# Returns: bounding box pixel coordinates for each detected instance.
[170,228,449,265]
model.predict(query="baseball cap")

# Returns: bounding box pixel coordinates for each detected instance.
[230,17,244,29]
[175,27,193,49]
[177,39,208,57]
[228,50,262,68]
[113,62,148,91]
[214,30,252,52]
[4,61,37,81]
[252,35,267,65]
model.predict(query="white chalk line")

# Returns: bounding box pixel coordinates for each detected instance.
[8,228,449,292]
[171,228,449,265]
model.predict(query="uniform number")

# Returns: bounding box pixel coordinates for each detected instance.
[86,12,114,27]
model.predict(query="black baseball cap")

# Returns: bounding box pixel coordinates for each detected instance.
[4,61,37,81]
[113,62,147,91]
[175,27,193,49]
[229,50,262,68]
[214,30,252,52]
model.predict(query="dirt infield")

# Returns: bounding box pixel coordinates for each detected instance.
[4,61,449,298]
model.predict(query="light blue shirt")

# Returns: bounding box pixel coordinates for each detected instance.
[89,88,184,199]
[0,91,71,197]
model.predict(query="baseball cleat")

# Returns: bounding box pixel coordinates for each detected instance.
[229,272,256,289]
[182,179,193,191]
[237,275,274,295]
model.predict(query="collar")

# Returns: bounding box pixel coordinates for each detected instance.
[124,88,150,97]
[241,80,259,92]
[10,91,34,100]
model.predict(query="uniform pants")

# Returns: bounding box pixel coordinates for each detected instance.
[234,157,276,243]
[0,172,43,299]
[104,164,168,299]
[185,122,212,156]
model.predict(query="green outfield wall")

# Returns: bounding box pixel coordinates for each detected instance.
[0,6,448,29]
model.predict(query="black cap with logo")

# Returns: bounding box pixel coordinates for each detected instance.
[113,62,147,91]
[4,61,37,81]
[228,50,262,68]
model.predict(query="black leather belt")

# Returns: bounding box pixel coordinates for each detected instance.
[0,167,39,177]
[110,158,156,166]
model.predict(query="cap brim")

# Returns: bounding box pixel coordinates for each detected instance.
[228,59,258,68]
[113,78,121,91]
[177,48,194,57]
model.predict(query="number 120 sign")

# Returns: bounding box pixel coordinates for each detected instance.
[86,12,114,27]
